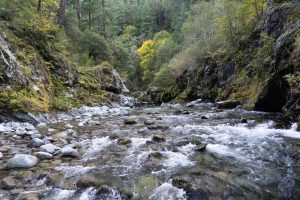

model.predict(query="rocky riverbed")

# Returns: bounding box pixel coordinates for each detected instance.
[0,99,300,200]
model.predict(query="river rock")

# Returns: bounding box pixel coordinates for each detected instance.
[76,175,102,188]
[18,193,39,200]
[124,118,137,125]
[117,137,132,145]
[61,146,79,157]
[144,120,155,125]
[147,125,169,130]
[241,118,248,123]
[148,152,163,160]
[34,152,53,160]
[64,123,73,129]
[216,100,241,109]
[201,116,208,120]
[0,152,3,159]
[29,138,45,148]
[194,143,207,151]
[6,154,38,169]
[40,144,61,154]
[0,176,21,190]
[37,123,47,128]
[172,178,192,191]
[152,135,166,142]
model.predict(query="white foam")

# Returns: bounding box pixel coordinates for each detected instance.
[49,189,75,200]
[55,166,95,178]
[78,187,97,200]
[161,150,195,170]
[81,136,113,160]
[149,182,186,200]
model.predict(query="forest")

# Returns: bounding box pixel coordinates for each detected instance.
[0,0,300,199]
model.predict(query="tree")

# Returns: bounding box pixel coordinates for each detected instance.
[76,0,82,29]
[37,0,42,13]
[57,0,67,25]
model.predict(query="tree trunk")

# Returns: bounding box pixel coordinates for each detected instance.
[37,0,42,13]
[57,0,67,25]
[76,0,81,29]
[101,0,106,38]
[89,0,92,30]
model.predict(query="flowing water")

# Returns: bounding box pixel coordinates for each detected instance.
[0,100,300,200]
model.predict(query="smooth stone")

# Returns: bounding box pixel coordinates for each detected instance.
[152,135,166,142]
[13,135,22,140]
[117,137,132,145]
[47,128,55,133]
[31,134,42,139]
[30,138,45,148]
[34,152,53,160]
[147,125,169,130]
[124,118,137,125]
[25,125,35,131]
[0,152,3,159]
[144,120,155,125]
[40,144,61,154]
[64,124,73,129]
[26,130,39,136]
[201,116,208,120]
[37,123,47,128]
[16,131,27,136]
[61,146,79,157]
[6,154,38,169]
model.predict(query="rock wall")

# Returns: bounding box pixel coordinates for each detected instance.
[176,2,300,120]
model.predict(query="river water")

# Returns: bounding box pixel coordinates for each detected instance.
[0,100,299,199]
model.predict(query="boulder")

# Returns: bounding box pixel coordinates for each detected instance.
[194,143,207,151]
[76,175,102,188]
[34,152,53,160]
[61,146,79,157]
[172,178,192,191]
[216,100,241,109]
[152,135,166,143]
[6,154,38,169]
[117,138,132,145]
[124,118,137,125]
[40,144,61,154]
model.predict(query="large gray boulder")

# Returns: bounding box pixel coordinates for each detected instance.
[61,146,79,157]
[6,154,38,169]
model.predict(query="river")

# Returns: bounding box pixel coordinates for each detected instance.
[0,100,299,199]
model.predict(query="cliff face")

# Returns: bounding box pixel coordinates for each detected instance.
[0,24,128,121]
[176,2,300,120]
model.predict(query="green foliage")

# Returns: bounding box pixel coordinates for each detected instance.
[79,31,112,64]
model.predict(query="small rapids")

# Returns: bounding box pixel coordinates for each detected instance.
[0,100,299,199]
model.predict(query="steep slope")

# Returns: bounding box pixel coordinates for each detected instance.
[175,2,300,120]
